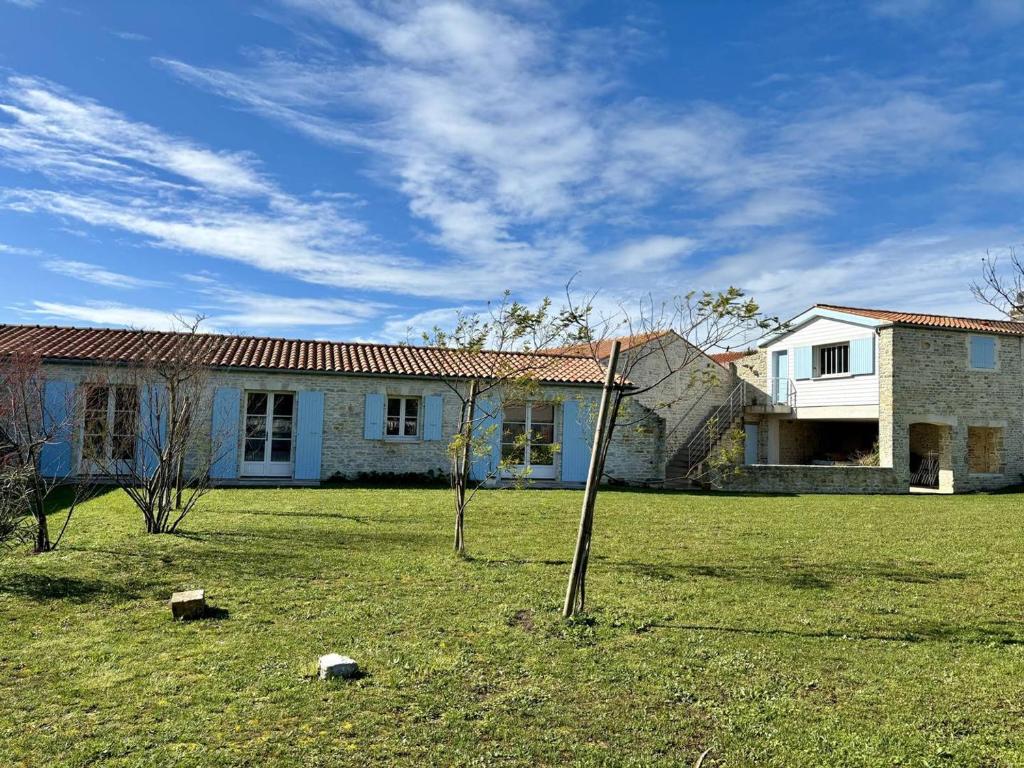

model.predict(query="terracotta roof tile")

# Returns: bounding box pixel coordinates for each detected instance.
[816,304,1024,336]
[0,324,609,385]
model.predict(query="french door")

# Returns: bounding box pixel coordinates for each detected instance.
[81,384,138,473]
[501,402,557,480]
[242,392,295,477]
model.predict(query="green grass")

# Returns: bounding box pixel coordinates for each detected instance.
[2,487,1024,767]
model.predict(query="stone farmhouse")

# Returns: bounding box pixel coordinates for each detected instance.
[725,304,1024,494]
[0,324,664,487]
[3,302,1023,494]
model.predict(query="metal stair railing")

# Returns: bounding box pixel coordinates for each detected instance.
[681,381,747,472]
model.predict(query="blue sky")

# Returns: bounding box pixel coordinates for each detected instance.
[1,0,1023,342]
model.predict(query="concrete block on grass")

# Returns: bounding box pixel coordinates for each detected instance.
[170,589,206,620]
[319,653,359,680]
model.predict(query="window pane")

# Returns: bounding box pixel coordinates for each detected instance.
[403,416,418,437]
[245,439,264,462]
[115,386,137,412]
[112,434,135,462]
[532,424,555,444]
[503,405,527,423]
[404,398,419,417]
[246,415,267,439]
[86,385,109,412]
[502,422,526,441]
[387,397,402,417]
[247,393,268,415]
[84,430,105,460]
[386,415,401,435]
[530,443,556,466]
[531,403,554,424]
[272,417,292,438]
[502,443,525,464]
[273,394,294,417]
[270,439,291,462]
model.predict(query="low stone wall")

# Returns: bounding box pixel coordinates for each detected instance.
[721,464,904,494]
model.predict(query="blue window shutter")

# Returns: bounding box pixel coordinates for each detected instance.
[970,336,996,369]
[294,391,325,481]
[850,336,875,375]
[137,383,168,477]
[793,346,813,380]
[470,395,502,482]
[39,379,75,478]
[210,387,241,480]
[423,394,443,441]
[364,393,384,439]
[560,398,594,483]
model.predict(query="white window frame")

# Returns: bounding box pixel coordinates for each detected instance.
[385,396,421,440]
[80,383,138,472]
[500,402,557,480]
[241,391,295,477]
[814,342,850,378]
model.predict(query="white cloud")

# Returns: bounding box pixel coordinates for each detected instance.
[192,284,388,331]
[698,229,1022,324]
[160,0,971,289]
[378,305,477,343]
[0,241,43,256]
[19,286,390,335]
[2,0,42,7]
[599,235,698,271]
[43,259,164,289]
[24,301,193,331]
[0,76,270,196]
[110,30,150,42]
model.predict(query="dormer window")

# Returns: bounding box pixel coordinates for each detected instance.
[815,342,849,377]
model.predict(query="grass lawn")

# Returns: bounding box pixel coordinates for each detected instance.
[2,487,1024,767]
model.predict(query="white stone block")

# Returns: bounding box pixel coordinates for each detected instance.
[318,653,359,680]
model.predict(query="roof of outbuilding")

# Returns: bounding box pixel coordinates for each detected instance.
[546,331,670,359]
[0,324,611,385]
[709,350,754,365]
[815,304,1024,336]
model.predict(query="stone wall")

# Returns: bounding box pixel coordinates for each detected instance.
[734,349,770,405]
[721,464,903,494]
[777,420,822,464]
[39,362,663,486]
[622,333,735,472]
[889,326,1024,492]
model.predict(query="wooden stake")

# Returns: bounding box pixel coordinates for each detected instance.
[563,340,621,617]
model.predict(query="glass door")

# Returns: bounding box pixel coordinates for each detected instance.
[242,392,295,477]
[501,402,557,480]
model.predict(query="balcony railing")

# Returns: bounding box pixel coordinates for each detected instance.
[768,377,796,407]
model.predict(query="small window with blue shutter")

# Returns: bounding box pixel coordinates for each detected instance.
[969,335,997,370]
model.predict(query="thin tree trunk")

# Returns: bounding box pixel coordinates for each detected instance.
[175,455,184,510]
[33,505,50,553]
[30,477,50,553]
[563,341,621,618]
[454,380,476,556]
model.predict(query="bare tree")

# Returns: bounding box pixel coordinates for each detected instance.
[0,465,33,552]
[561,285,776,616]
[0,349,92,553]
[972,247,1024,320]
[87,317,226,534]
[423,293,571,557]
